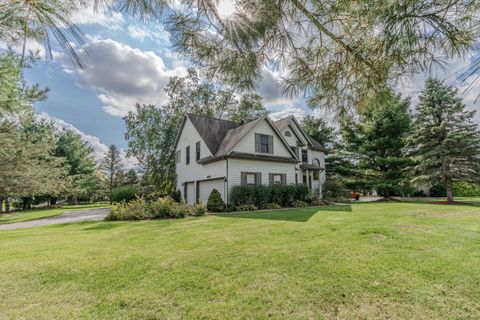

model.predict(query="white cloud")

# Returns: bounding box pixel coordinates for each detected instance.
[38,112,138,169]
[63,39,187,117]
[71,4,125,30]
[270,107,306,121]
[127,25,170,42]
[256,67,297,107]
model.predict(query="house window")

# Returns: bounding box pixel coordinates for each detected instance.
[312,158,320,166]
[284,130,292,137]
[196,141,201,161]
[241,172,261,185]
[255,133,273,154]
[186,146,190,165]
[301,149,308,163]
[246,173,256,185]
[176,150,181,163]
[269,173,286,185]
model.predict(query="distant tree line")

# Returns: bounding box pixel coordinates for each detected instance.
[0,52,140,213]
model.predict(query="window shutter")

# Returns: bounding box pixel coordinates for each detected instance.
[241,172,247,185]
[256,172,262,185]
[268,135,274,154]
[255,133,260,152]
[281,174,286,185]
[269,173,273,185]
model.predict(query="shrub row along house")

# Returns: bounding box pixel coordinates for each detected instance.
[174,113,326,205]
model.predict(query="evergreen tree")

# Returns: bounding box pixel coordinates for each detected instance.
[125,169,139,186]
[55,130,101,204]
[410,78,480,202]
[229,94,268,123]
[342,89,412,196]
[100,145,124,202]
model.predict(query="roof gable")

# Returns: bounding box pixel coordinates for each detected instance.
[174,113,241,155]
[274,116,326,152]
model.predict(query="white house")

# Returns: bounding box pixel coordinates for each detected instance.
[173,113,326,205]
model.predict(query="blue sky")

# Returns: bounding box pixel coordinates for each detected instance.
[23,2,480,164]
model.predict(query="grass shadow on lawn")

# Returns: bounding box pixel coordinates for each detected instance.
[217,205,352,222]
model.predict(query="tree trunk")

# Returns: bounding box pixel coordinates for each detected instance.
[5,197,10,213]
[446,178,454,203]
[50,196,57,206]
[0,196,3,213]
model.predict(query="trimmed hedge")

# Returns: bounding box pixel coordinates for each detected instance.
[230,184,310,207]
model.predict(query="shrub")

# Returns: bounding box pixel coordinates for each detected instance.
[149,196,189,218]
[227,204,237,212]
[106,198,150,221]
[238,204,258,211]
[230,185,256,206]
[170,190,181,202]
[323,176,350,202]
[292,200,308,207]
[230,184,312,207]
[207,189,225,212]
[453,182,480,197]
[262,203,281,210]
[111,185,138,203]
[430,184,446,197]
[191,202,207,216]
[105,197,189,221]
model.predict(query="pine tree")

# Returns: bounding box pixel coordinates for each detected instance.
[55,130,101,204]
[342,89,412,196]
[410,78,480,203]
[100,145,124,203]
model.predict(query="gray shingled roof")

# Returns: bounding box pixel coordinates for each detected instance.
[186,113,241,155]
[273,116,293,132]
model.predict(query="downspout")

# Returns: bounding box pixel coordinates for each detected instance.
[226,158,229,206]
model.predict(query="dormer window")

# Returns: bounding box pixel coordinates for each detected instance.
[255,133,273,154]
[284,130,292,137]
[301,149,308,163]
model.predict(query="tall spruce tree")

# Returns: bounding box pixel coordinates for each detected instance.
[55,130,101,204]
[100,145,124,202]
[410,78,480,203]
[342,89,412,196]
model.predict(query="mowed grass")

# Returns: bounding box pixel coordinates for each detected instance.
[0,203,479,319]
[0,203,109,224]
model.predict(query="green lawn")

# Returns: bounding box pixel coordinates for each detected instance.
[0,203,109,224]
[0,202,479,319]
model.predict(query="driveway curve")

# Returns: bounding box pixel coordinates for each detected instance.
[0,208,109,230]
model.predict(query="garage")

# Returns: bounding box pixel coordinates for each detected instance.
[197,178,226,205]
[184,182,195,205]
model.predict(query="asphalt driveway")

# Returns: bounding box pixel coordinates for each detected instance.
[0,208,109,230]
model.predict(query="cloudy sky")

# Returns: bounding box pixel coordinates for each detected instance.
[25,1,480,164]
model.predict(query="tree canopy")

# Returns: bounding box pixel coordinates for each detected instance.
[410,78,480,202]
[95,0,480,114]
[341,90,412,196]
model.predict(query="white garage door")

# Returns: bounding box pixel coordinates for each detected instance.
[198,179,225,205]
[185,182,195,205]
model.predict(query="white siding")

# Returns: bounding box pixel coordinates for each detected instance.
[175,118,226,201]
[282,125,301,147]
[289,121,309,145]
[227,158,296,200]
[232,120,292,157]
